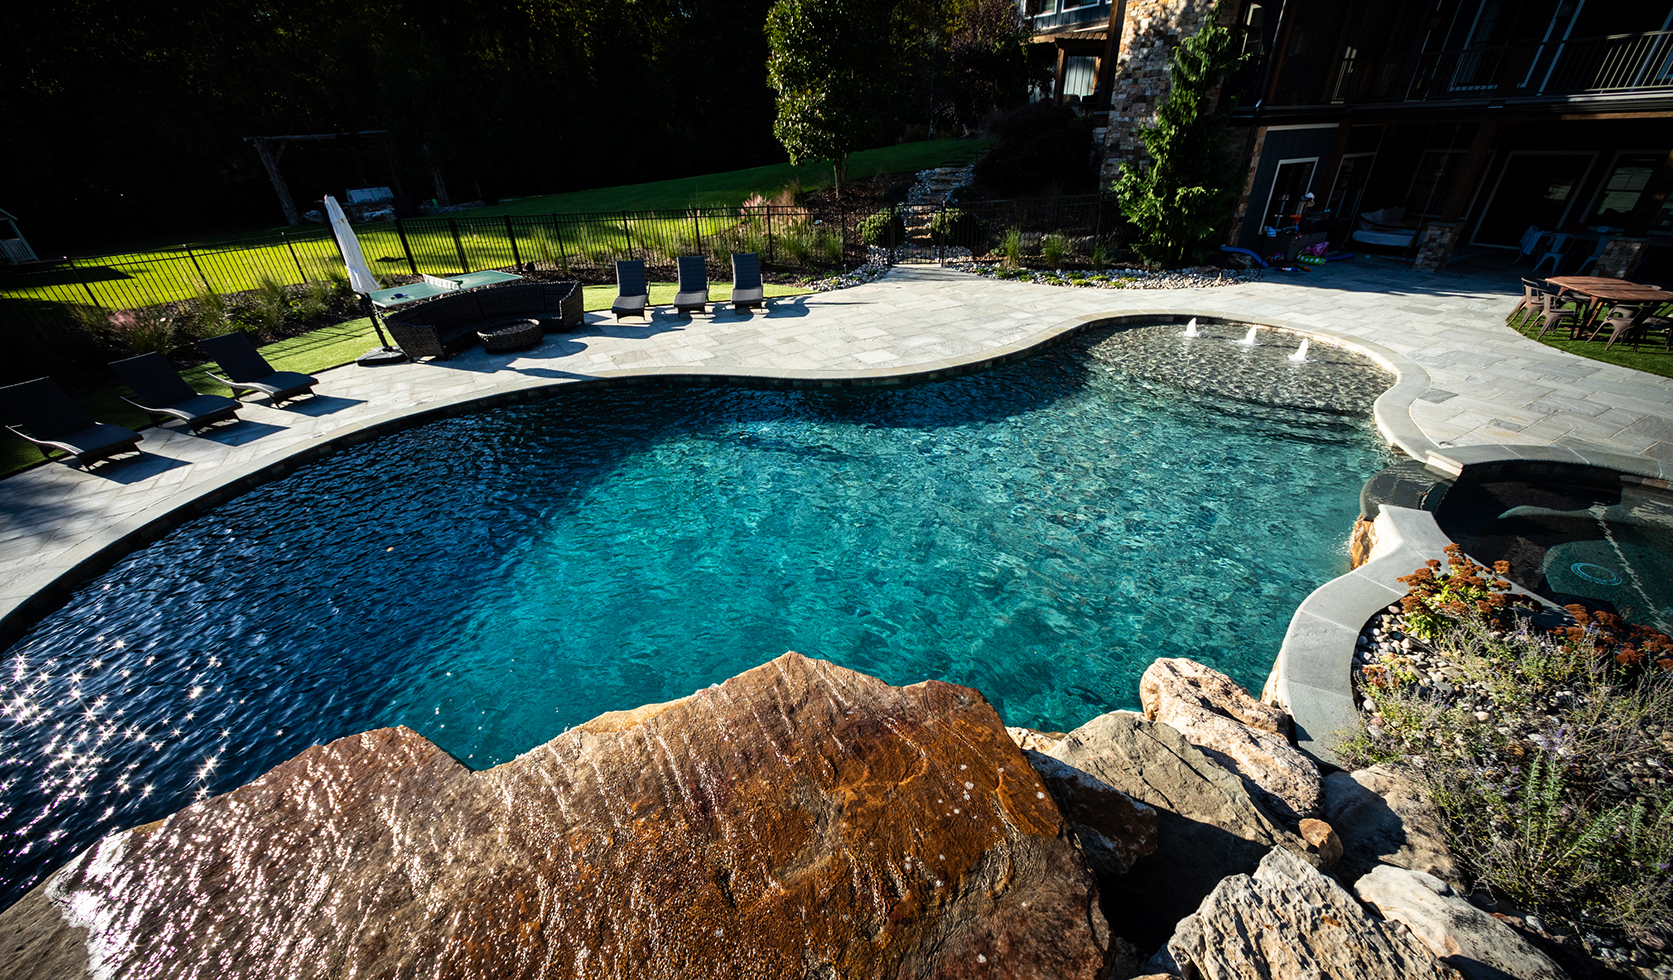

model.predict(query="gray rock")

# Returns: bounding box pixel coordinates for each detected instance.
[1323,765,1460,887]
[1139,658,1321,823]
[1044,711,1310,950]
[1163,848,1463,980]
[1024,751,1159,879]
[1355,865,1570,980]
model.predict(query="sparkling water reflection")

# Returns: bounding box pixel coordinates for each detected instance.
[0,323,1391,904]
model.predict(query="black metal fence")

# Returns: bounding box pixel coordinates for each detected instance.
[0,195,1125,358]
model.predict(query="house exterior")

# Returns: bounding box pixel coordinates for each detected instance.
[1023,0,1673,275]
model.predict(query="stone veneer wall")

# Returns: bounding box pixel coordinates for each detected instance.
[1098,0,1233,186]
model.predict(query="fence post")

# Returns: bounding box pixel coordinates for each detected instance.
[621,211,633,262]
[766,207,775,265]
[448,218,470,273]
[395,220,419,275]
[184,245,209,289]
[504,215,522,270]
[690,208,702,256]
[1093,197,1103,252]
[550,214,570,274]
[65,256,102,309]
[282,232,308,281]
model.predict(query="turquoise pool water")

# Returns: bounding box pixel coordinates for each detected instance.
[0,323,1391,902]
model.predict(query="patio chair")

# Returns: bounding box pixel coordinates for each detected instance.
[196,332,318,406]
[612,260,649,320]
[1573,237,1610,276]
[1590,304,1656,350]
[1530,233,1573,275]
[730,252,765,312]
[0,377,143,467]
[1507,278,1546,331]
[109,353,241,432]
[673,256,709,315]
[1533,286,1580,341]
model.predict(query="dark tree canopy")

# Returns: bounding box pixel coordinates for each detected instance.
[0,0,783,250]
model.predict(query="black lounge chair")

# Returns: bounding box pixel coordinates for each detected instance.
[673,256,709,315]
[0,377,144,466]
[613,260,649,320]
[109,353,241,432]
[197,332,318,406]
[730,252,765,312]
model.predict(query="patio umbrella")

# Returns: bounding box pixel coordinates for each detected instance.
[325,195,407,365]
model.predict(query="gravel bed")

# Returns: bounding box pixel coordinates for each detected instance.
[952,262,1264,289]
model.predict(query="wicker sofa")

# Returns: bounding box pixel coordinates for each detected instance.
[384,280,584,361]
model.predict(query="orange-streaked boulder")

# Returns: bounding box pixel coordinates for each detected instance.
[0,652,1110,980]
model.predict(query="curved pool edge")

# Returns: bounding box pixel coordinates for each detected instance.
[1273,443,1673,770]
[0,310,1429,664]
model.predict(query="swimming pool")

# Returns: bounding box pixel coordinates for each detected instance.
[0,321,1391,903]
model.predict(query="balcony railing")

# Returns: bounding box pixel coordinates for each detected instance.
[1397,30,1673,102]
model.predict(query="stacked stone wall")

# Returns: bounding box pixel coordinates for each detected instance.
[1098,0,1229,186]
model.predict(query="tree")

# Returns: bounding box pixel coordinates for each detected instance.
[764,0,903,198]
[941,0,1035,131]
[1110,5,1248,267]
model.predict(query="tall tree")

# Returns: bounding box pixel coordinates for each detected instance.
[1110,5,1248,267]
[941,0,1034,131]
[764,0,903,198]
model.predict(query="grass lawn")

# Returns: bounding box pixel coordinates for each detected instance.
[1531,332,1673,380]
[2,136,976,312]
[3,281,813,479]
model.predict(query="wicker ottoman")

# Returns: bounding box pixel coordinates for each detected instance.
[478,319,543,353]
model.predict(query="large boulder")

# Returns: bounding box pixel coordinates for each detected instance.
[0,652,1111,980]
[1354,865,1570,980]
[1044,710,1310,950]
[1323,765,1460,887]
[1139,658,1322,823]
[1024,751,1158,879]
[1162,847,1464,980]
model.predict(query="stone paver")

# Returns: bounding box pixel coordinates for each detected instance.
[1,258,1669,642]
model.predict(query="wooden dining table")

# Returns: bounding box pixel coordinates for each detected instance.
[1543,276,1667,329]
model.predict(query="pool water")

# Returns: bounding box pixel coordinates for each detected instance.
[0,323,1390,903]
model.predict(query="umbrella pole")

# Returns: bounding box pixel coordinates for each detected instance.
[357,295,409,366]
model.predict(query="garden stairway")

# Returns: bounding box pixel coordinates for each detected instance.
[898,166,975,263]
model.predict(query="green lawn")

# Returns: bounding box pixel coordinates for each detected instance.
[1532,332,1673,379]
[3,282,812,478]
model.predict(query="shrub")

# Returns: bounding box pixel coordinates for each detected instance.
[101,306,181,356]
[974,102,1097,196]
[1397,544,1534,641]
[1001,227,1022,268]
[294,281,331,322]
[1040,233,1069,268]
[859,207,906,248]
[929,208,983,248]
[244,275,289,334]
[1345,551,1673,940]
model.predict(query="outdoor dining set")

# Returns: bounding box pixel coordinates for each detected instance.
[1508,274,1672,351]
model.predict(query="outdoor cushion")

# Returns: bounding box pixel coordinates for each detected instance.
[0,377,144,465]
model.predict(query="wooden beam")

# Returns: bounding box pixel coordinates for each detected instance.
[1096,0,1130,112]
[1053,43,1069,103]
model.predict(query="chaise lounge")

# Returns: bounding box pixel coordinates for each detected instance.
[0,376,144,466]
[730,252,764,312]
[673,256,709,316]
[385,280,584,360]
[109,353,242,432]
[613,261,649,320]
[197,332,319,406]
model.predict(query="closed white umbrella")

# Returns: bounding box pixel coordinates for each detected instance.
[324,195,406,364]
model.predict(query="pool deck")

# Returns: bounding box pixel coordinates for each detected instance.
[3,257,1670,658]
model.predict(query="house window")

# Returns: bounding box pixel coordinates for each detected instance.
[1585,153,1663,227]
